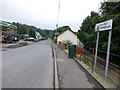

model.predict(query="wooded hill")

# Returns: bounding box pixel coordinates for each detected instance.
[11,22,53,38]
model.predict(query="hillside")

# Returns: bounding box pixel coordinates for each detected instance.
[12,22,53,38]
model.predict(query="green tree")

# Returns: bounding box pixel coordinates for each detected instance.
[78,2,120,65]
[29,29,35,38]
[100,2,120,17]
[54,25,71,33]
[99,2,120,52]
[12,23,27,35]
[78,11,101,48]
[36,29,48,38]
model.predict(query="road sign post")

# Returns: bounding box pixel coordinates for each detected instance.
[93,32,100,72]
[105,30,112,80]
[94,19,113,80]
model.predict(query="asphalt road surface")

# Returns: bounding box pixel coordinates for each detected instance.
[2,40,53,88]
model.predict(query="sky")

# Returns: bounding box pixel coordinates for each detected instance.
[1,0,104,31]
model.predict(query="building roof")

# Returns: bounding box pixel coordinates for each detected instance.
[0,21,17,29]
[2,31,19,36]
[57,28,80,38]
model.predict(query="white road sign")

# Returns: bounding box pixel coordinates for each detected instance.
[95,19,113,32]
[94,19,113,80]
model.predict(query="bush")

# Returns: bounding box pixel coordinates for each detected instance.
[18,42,28,45]
[62,40,72,44]
[53,38,57,43]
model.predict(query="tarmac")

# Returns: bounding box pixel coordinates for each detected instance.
[52,42,116,89]
[1,41,118,89]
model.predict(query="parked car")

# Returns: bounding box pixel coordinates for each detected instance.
[29,37,34,41]
[12,37,19,43]
[2,36,19,43]
[2,31,20,43]
[2,36,13,43]
[24,38,30,41]
[24,37,34,41]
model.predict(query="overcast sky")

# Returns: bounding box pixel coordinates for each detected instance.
[1,0,104,31]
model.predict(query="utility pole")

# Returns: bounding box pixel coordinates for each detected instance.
[56,0,62,29]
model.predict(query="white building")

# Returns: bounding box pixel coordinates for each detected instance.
[57,28,83,47]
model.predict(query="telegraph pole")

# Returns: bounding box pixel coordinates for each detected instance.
[56,0,62,29]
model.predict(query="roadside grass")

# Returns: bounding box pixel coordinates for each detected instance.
[76,55,119,87]
[17,42,28,45]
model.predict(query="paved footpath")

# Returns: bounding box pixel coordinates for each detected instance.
[52,43,104,89]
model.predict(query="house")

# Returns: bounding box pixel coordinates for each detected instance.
[57,28,83,47]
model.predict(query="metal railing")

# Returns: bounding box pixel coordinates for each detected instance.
[81,48,120,88]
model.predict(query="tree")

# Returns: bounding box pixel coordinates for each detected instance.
[99,2,120,52]
[20,25,27,34]
[78,11,101,48]
[100,2,120,17]
[12,23,27,35]
[54,25,71,33]
[29,29,35,38]
[36,29,48,38]
[78,2,120,66]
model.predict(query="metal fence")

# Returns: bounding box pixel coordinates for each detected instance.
[80,47,120,88]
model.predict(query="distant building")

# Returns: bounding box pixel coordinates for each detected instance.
[35,31,41,40]
[2,31,19,37]
[0,20,17,29]
[57,28,83,47]
[0,20,19,43]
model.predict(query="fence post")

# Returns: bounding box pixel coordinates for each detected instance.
[118,69,120,89]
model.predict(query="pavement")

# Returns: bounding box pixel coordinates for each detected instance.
[52,42,116,89]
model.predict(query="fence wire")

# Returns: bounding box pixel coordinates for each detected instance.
[82,47,120,88]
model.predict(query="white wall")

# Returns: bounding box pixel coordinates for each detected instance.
[57,30,79,45]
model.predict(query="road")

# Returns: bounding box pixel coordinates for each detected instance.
[2,40,53,88]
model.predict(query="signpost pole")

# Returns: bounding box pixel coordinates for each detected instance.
[105,30,112,80]
[93,32,100,72]
[94,19,113,75]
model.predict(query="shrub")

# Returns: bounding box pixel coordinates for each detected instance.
[62,40,72,44]
[53,38,57,43]
[18,42,28,45]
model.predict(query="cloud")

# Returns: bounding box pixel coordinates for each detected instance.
[2,0,104,31]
